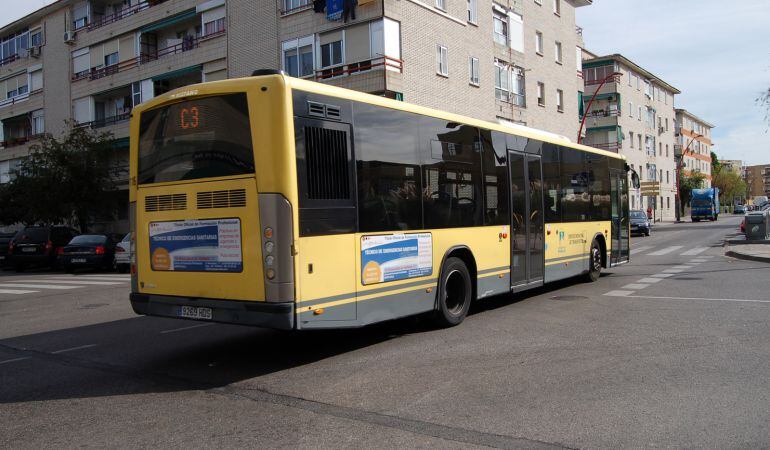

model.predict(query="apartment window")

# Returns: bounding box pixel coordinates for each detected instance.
[283,0,310,11]
[667,196,670,209]
[510,12,524,52]
[31,109,44,135]
[104,51,118,67]
[495,63,508,100]
[659,142,662,156]
[553,0,561,15]
[638,106,642,121]
[554,41,562,64]
[666,171,670,184]
[627,71,632,86]
[666,144,669,157]
[493,11,508,46]
[467,0,478,23]
[537,82,545,106]
[638,134,642,150]
[636,75,640,90]
[629,131,634,148]
[30,29,42,47]
[282,36,314,78]
[556,89,563,112]
[645,135,655,156]
[204,18,226,36]
[535,31,543,55]
[469,57,479,85]
[320,40,343,68]
[436,0,445,10]
[436,45,448,76]
[629,102,633,118]
[644,80,651,97]
[30,68,43,91]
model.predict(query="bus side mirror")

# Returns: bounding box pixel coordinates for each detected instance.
[630,171,640,189]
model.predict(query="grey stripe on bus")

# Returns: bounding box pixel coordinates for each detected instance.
[545,254,586,263]
[299,266,510,308]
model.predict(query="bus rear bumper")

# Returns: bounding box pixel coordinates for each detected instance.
[130,293,294,330]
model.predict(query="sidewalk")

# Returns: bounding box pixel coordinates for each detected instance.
[724,242,770,263]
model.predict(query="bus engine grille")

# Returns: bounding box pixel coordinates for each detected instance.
[145,194,187,212]
[197,189,247,209]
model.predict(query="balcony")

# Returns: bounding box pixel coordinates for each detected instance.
[87,0,170,32]
[1,112,41,149]
[589,141,620,152]
[72,28,226,82]
[315,56,403,80]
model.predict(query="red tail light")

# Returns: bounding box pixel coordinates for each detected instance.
[45,240,53,251]
[7,242,12,254]
[95,245,105,255]
[57,247,64,255]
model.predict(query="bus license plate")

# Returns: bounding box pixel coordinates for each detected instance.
[72,258,86,263]
[179,306,212,320]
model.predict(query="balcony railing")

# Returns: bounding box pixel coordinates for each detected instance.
[315,56,403,80]
[583,109,620,118]
[72,28,226,82]
[584,74,620,86]
[590,141,620,152]
[74,111,131,129]
[88,0,169,31]
[0,92,30,108]
[0,53,20,66]
[0,134,42,148]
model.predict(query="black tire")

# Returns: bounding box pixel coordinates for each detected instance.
[433,257,472,327]
[585,240,602,282]
[645,229,650,236]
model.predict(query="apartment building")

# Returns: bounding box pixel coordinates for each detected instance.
[674,109,714,188]
[720,159,743,177]
[581,54,680,221]
[0,0,227,231]
[745,164,770,198]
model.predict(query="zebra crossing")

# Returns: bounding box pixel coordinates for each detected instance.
[0,273,130,296]
[632,245,711,257]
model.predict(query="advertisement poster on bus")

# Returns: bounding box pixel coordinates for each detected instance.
[149,218,242,272]
[361,233,432,285]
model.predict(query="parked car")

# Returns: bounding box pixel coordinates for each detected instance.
[114,233,131,273]
[0,231,18,268]
[630,210,652,236]
[734,205,746,214]
[59,234,120,272]
[8,226,79,271]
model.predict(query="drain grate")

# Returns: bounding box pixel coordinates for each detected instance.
[550,295,589,301]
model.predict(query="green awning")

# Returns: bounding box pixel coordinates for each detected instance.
[141,9,196,33]
[585,125,619,132]
[152,65,202,82]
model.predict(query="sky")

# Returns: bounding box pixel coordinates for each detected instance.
[3,1,770,165]
[577,0,770,166]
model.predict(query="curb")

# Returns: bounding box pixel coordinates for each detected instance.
[724,250,770,263]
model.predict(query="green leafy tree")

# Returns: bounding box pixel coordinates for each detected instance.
[0,122,121,232]
[710,151,721,176]
[712,169,747,210]
[679,170,706,216]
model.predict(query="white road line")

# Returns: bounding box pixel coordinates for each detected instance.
[160,323,215,334]
[0,357,30,365]
[622,283,649,290]
[672,265,695,270]
[604,290,634,297]
[662,268,684,273]
[631,245,653,254]
[0,283,79,290]
[0,289,39,294]
[23,279,121,285]
[71,275,130,279]
[651,273,674,278]
[61,277,129,282]
[647,246,684,256]
[691,259,709,263]
[621,294,770,305]
[51,344,97,354]
[638,277,664,283]
[681,247,709,256]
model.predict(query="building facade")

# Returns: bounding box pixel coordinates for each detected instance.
[744,164,770,199]
[674,109,714,189]
[720,159,743,177]
[0,0,590,232]
[581,54,680,221]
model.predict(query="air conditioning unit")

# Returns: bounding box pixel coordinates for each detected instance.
[29,46,41,57]
[63,31,76,43]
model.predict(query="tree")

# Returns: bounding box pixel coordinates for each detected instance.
[712,169,747,210]
[711,151,721,176]
[679,170,706,216]
[0,122,121,232]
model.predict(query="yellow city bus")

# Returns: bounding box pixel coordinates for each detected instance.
[128,70,636,330]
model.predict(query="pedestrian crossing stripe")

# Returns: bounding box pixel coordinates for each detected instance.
[0,283,79,290]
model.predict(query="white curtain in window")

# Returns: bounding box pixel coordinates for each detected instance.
[508,12,523,53]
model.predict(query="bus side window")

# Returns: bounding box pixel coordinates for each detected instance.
[420,118,483,229]
[560,146,590,222]
[542,143,561,223]
[481,130,510,226]
[586,153,611,221]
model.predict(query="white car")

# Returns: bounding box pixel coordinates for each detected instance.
[114,233,131,273]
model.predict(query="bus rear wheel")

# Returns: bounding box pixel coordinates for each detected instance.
[433,257,472,327]
[585,240,602,282]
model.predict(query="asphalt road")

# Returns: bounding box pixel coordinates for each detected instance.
[2,215,769,448]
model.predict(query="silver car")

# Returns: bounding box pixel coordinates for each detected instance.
[114,233,131,273]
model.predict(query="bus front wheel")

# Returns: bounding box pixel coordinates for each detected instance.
[585,240,602,283]
[433,257,472,327]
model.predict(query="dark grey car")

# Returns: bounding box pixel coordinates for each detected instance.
[630,210,651,236]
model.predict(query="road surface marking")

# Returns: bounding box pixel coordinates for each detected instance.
[647,246,684,256]
[51,344,98,354]
[604,290,634,297]
[621,294,770,305]
[26,279,122,285]
[651,273,674,278]
[662,268,684,273]
[672,265,695,270]
[691,259,709,263]
[631,245,653,254]
[160,323,215,334]
[0,357,30,365]
[61,277,129,282]
[622,283,649,290]
[75,274,130,278]
[71,275,130,280]
[0,289,39,294]
[681,247,709,256]
[0,283,79,290]
[637,277,663,283]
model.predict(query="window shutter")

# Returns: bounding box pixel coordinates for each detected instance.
[509,13,524,52]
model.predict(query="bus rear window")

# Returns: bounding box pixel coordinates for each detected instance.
[138,94,254,184]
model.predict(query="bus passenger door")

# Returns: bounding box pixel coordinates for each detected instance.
[509,151,544,289]
[610,169,630,265]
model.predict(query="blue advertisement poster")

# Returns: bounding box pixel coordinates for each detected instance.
[326,0,343,21]
[148,219,242,272]
[361,233,432,285]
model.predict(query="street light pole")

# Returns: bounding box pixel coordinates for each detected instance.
[577,71,623,144]
[674,133,704,222]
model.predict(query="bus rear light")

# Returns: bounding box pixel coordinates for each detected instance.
[264,227,273,239]
[265,255,275,266]
[258,194,295,303]
[266,268,276,280]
